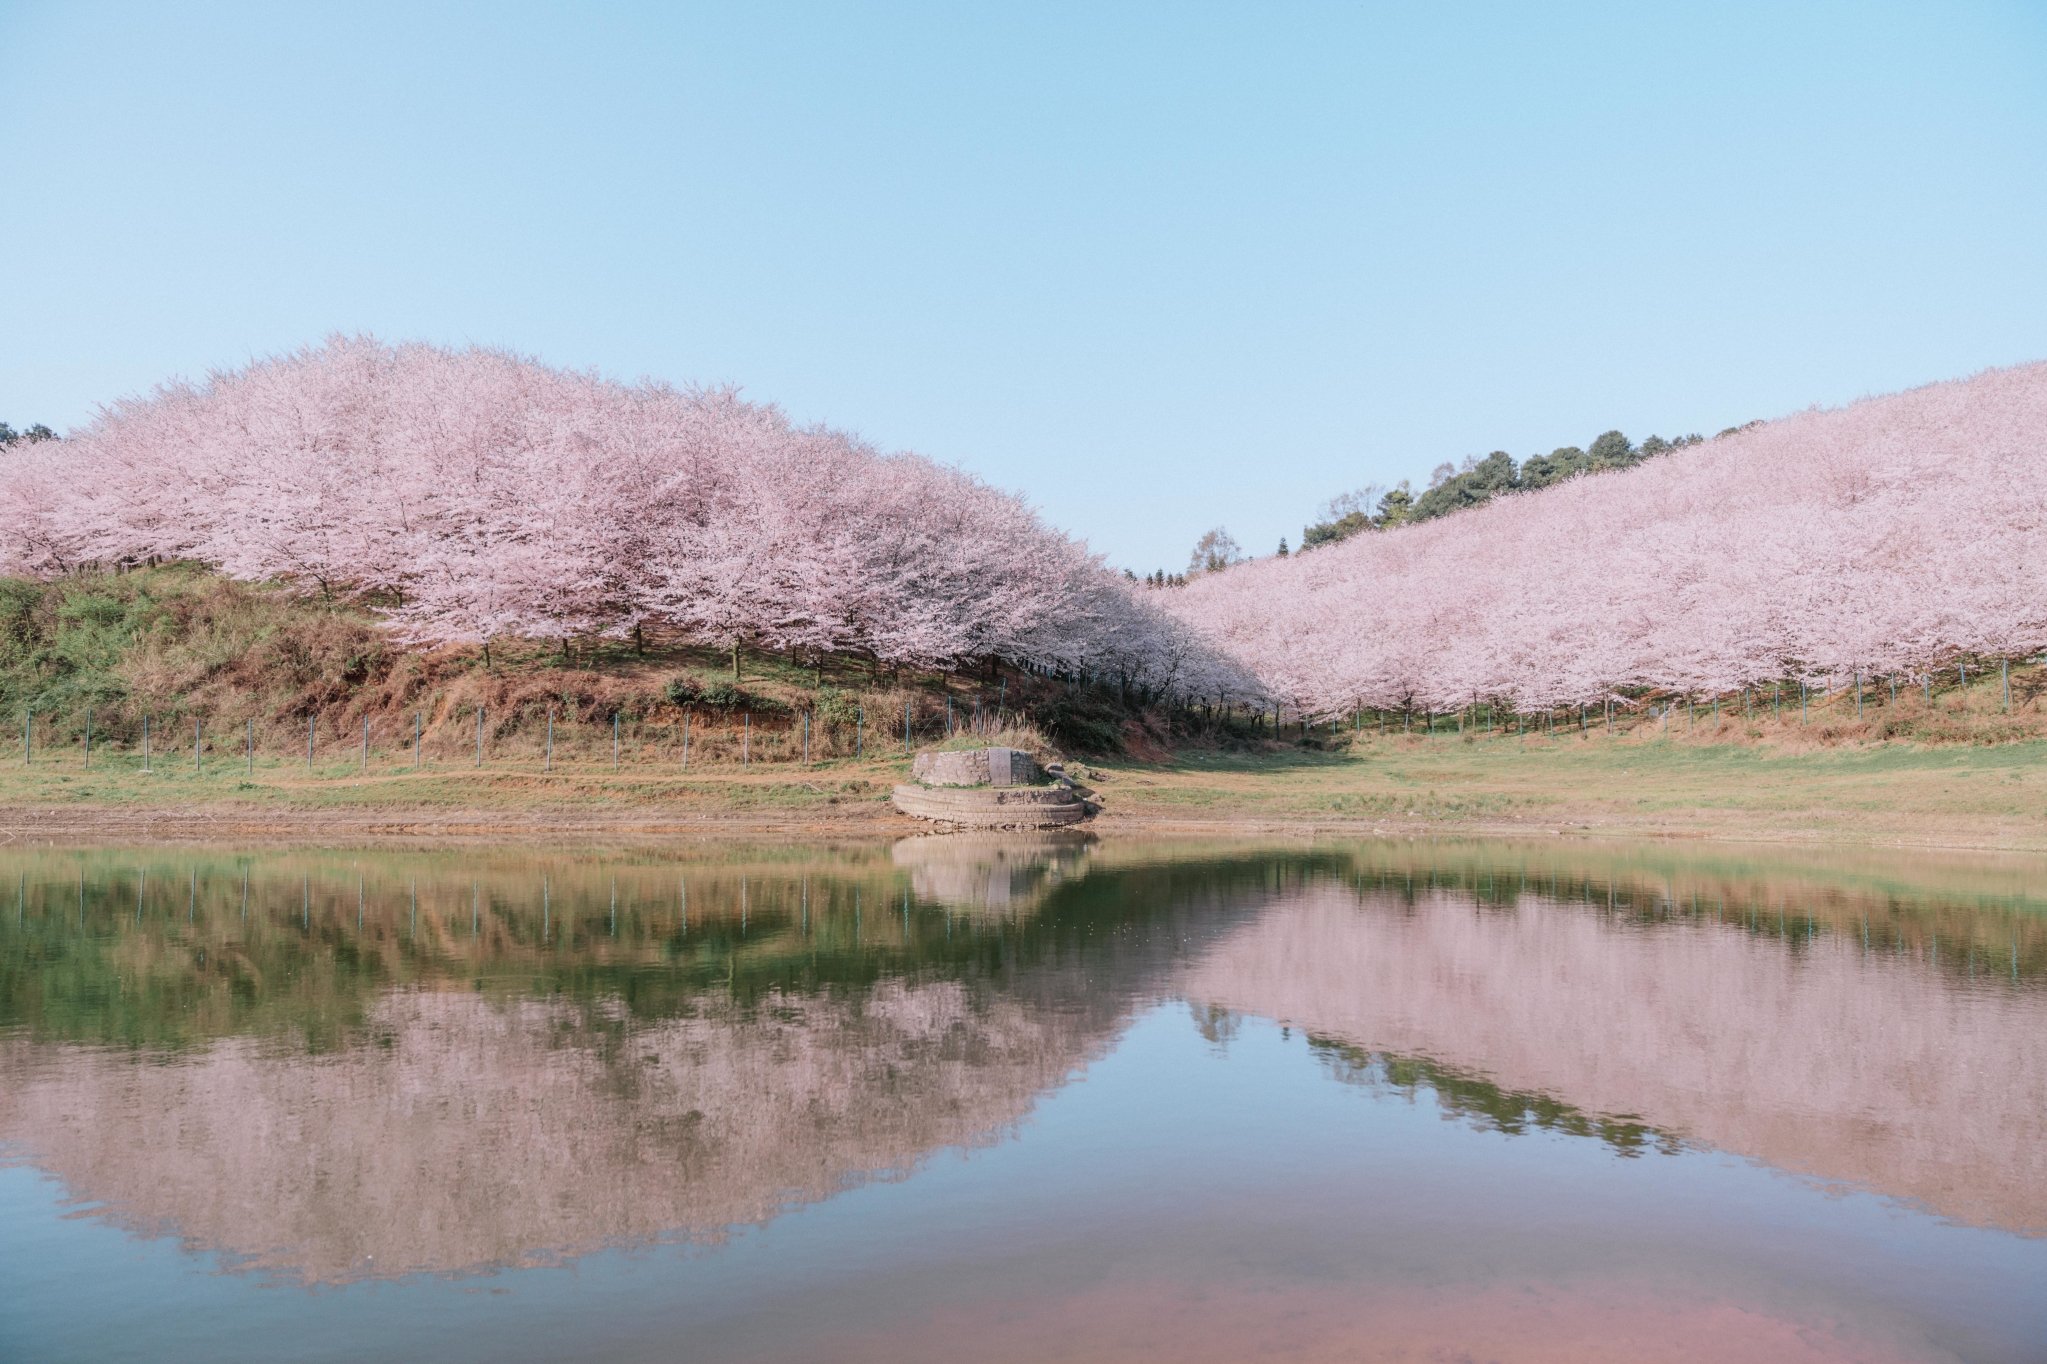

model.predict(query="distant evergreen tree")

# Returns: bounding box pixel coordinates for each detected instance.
[1301,511,1368,549]
[1298,425,1719,546]
[0,423,58,448]
[1586,430,1635,468]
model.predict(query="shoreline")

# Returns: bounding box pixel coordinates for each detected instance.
[0,733,2041,853]
[1,799,2043,857]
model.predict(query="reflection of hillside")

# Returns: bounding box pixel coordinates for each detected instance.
[15,836,2037,1288]
[1327,844,2047,979]
[0,978,1120,1283]
[0,843,1276,1284]
[1182,887,2047,1234]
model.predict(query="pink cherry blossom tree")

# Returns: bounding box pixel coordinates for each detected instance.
[0,335,1258,704]
[1168,360,2047,718]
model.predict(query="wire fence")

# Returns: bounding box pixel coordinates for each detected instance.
[13,699,1035,775]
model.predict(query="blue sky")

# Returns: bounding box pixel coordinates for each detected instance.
[3,1,2044,572]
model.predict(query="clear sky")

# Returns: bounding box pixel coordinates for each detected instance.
[4,1,2045,572]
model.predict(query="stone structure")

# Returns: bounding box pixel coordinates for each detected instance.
[894,747,1085,829]
[910,747,1041,788]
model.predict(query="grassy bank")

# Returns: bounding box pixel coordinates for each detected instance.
[0,732,2043,852]
[1084,735,2047,851]
[0,564,1099,766]
[0,749,908,838]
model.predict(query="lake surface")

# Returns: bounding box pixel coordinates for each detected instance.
[1,835,2043,1363]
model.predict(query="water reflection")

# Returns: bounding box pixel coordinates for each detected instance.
[1182,872,2047,1233]
[0,837,2043,1301]
[0,843,1278,1281]
[890,832,1092,913]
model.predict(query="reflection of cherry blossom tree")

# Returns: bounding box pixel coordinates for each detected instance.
[0,981,1112,1283]
[1168,362,2047,715]
[1183,884,2047,1234]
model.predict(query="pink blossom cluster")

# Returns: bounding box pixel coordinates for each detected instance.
[0,337,1257,699]
[1168,362,2047,715]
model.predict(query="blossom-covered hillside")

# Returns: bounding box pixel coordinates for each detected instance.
[1167,362,2047,716]
[0,337,1255,705]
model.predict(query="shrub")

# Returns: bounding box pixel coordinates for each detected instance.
[662,675,700,707]
[815,686,861,726]
[698,682,751,710]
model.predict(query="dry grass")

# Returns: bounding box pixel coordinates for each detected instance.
[1085,733,2047,851]
[4,728,2044,854]
[0,566,1040,766]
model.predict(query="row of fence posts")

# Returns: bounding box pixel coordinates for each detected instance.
[18,696,1008,772]
[1317,658,2027,740]
[19,658,2030,768]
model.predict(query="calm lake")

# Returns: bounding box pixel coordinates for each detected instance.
[1,836,2043,1363]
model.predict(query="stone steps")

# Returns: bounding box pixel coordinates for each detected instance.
[890,782,1087,828]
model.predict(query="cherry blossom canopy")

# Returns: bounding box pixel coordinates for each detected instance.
[1166,361,2047,716]
[0,336,1257,703]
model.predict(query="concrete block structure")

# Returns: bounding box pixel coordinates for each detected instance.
[895,747,1084,828]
